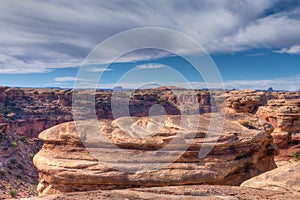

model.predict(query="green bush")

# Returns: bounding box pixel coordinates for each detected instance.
[239,120,256,129]
[10,141,18,148]
[0,170,5,178]
[29,152,35,158]
[10,189,17,198]
[19,136,28,144]
[10,158,17,165]
[291,150,300,162]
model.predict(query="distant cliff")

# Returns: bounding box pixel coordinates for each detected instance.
[0,86,300,138]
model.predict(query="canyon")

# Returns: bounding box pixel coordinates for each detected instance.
[0,87,300,199]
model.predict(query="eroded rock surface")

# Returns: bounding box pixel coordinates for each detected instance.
[226,90,266,114]
[0,87,215,138]
[241,162,300,194]
[26,185,300,200]
[34,113,277,196]
[256,99,300,147]
[1,86,300,139]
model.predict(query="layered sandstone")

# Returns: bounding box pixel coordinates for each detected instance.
[241,162,300,194]
[225,90,300,114]
[34,113,277,196]
[226,90,266,114]
[1,86,300,139]
[26,185,300,200]
[0,87,215,138]
[256,99,300,147]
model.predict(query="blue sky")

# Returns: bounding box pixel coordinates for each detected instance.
[0,0,299,90]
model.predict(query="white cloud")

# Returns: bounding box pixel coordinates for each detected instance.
[278,44,300,54]
[0,0,300,73]
[208,14,300,53]
[136,64,166,69]
[54,76,89,82]
[87,67,113,72]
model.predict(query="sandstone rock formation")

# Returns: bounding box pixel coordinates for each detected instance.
[241,162,300,194]
[226,90,266,114]
[1,86,300,139]
[256,99,300,147]
[34,113,277,196]
[225,90,300,114]
[0,87,216,138]
[26,185,300,200]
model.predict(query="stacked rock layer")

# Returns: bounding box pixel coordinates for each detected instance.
[34,113,277,195]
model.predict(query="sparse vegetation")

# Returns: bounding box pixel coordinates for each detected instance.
[239,120,256,129]
[291,150,300,162]
[29,152,35,158]
[10,158,18,165]
[19,136,28,144]
[10,141,18,148]
[0,132,5,143]
[10,189,17,198]
[0,169,5,178]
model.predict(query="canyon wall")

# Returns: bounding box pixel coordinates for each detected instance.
[1,86,300,140]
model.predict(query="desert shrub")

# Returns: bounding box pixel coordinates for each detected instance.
[291,150,300,162]
[239,120,256,129]
[19,136,28,144]
[0,170,5,178]
[0,132,4,143]
[10,141,18,148]
[10,189,17,198]
[29,152,35,158]
[10,158,17,165]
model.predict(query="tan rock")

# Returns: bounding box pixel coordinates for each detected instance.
[226,90,266,114]
[26,185,300,200]
[34,113,277,196]
[241,162,300,194]
[256,99,300,147]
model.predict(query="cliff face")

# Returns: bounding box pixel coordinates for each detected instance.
[33,113,277,195]
[1,86,300,144]
[225,90,300,114]
[256,99,300,147]
[0,87,214,138]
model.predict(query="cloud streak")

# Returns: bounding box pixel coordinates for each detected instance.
[54,76,89,82]
[136,64,166,69]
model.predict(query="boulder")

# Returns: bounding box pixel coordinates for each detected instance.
[34,113,277,195]
[241,162,300,194]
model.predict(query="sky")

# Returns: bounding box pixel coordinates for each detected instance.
[0,0,300,90]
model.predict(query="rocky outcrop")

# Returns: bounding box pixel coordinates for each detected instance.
[0,87,215,138]
[226,90,266,114]
[27,185,300,200]
[0,123,42,199]
[1,86,300,139]
[256,99,300,147]
[225,90,300,114]
[241,162,300,194]
[34,113,277,196]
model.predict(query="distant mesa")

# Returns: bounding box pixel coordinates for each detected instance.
[267,87,274,92]
[113,86,123,91]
